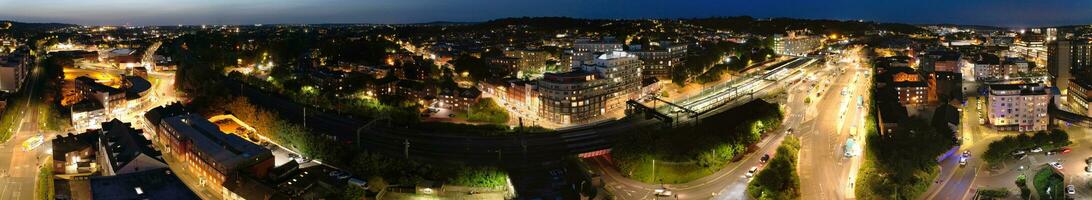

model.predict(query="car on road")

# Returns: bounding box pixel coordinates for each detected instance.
[1085,165,1091,173]
[746,166,759,178]
[1068,185,1076,194]
[760,154,771,163]
[1050,162,1064,170]
[786,128,794,135]
[22,135,44,152]
[959,151,970,166]
[654,189,673,197]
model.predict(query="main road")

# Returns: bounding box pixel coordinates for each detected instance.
[798,46,870,200]
[0,53,50,200]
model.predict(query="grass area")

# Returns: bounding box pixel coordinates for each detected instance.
[1034,167,1065,200]
[0,92,30,142]
[37,101,70,132]
[747,136,802,200]
[452,98,509,124]
[36,159,53,200]
[611,100,783,184]
[614,154,711,184]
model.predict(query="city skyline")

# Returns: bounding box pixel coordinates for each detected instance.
[2,0,1092,27]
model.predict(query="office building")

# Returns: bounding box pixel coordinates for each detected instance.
[1048,39,1092,94]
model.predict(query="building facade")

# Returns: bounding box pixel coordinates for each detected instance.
[570,38,623,68]
[1068,78,1092,117]
[626,42,687,79]
[539,51,641,124]
[986,83,1050,132]
[773,34,822,56]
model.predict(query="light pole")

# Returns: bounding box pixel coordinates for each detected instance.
[403,139,410,159]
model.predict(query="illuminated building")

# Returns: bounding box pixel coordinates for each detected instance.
[539,51,641,124]
[986,83,1050,132]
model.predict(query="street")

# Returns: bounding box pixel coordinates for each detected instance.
[797,46,870,200]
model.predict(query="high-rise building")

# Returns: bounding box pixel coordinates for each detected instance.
[539,51,641,124]
[986,83,1050,132]
[1048,39,1092,95]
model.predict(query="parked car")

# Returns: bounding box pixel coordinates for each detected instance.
[1068,185,1076,194]
[1050,162,1064,170]
[1084,166,1091,173]
[1012,150,1027,156]
[1030,147,1043,153]
[1059,147,1073,154]
[746,166,759,178]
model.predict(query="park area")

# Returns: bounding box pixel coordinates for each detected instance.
[609,99,783,184]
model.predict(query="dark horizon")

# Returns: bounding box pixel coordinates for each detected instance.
[3,0,1092,28]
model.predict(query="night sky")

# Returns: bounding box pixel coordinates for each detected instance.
[2,0,1090,27]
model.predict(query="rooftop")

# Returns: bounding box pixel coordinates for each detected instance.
[162,114,272,174]
[99,119,164,172]
[988,83,1049,95]
[89,168,198,200]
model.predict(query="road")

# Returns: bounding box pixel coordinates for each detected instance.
[798,46,869,200]
[0,54,49,200]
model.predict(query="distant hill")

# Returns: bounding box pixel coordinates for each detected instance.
[689,16,927,35]
[0,20,78,37]
[459,16,927,35]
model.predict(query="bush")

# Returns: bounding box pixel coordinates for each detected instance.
[1034,167,1065,200]
[976,188,1009,199]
